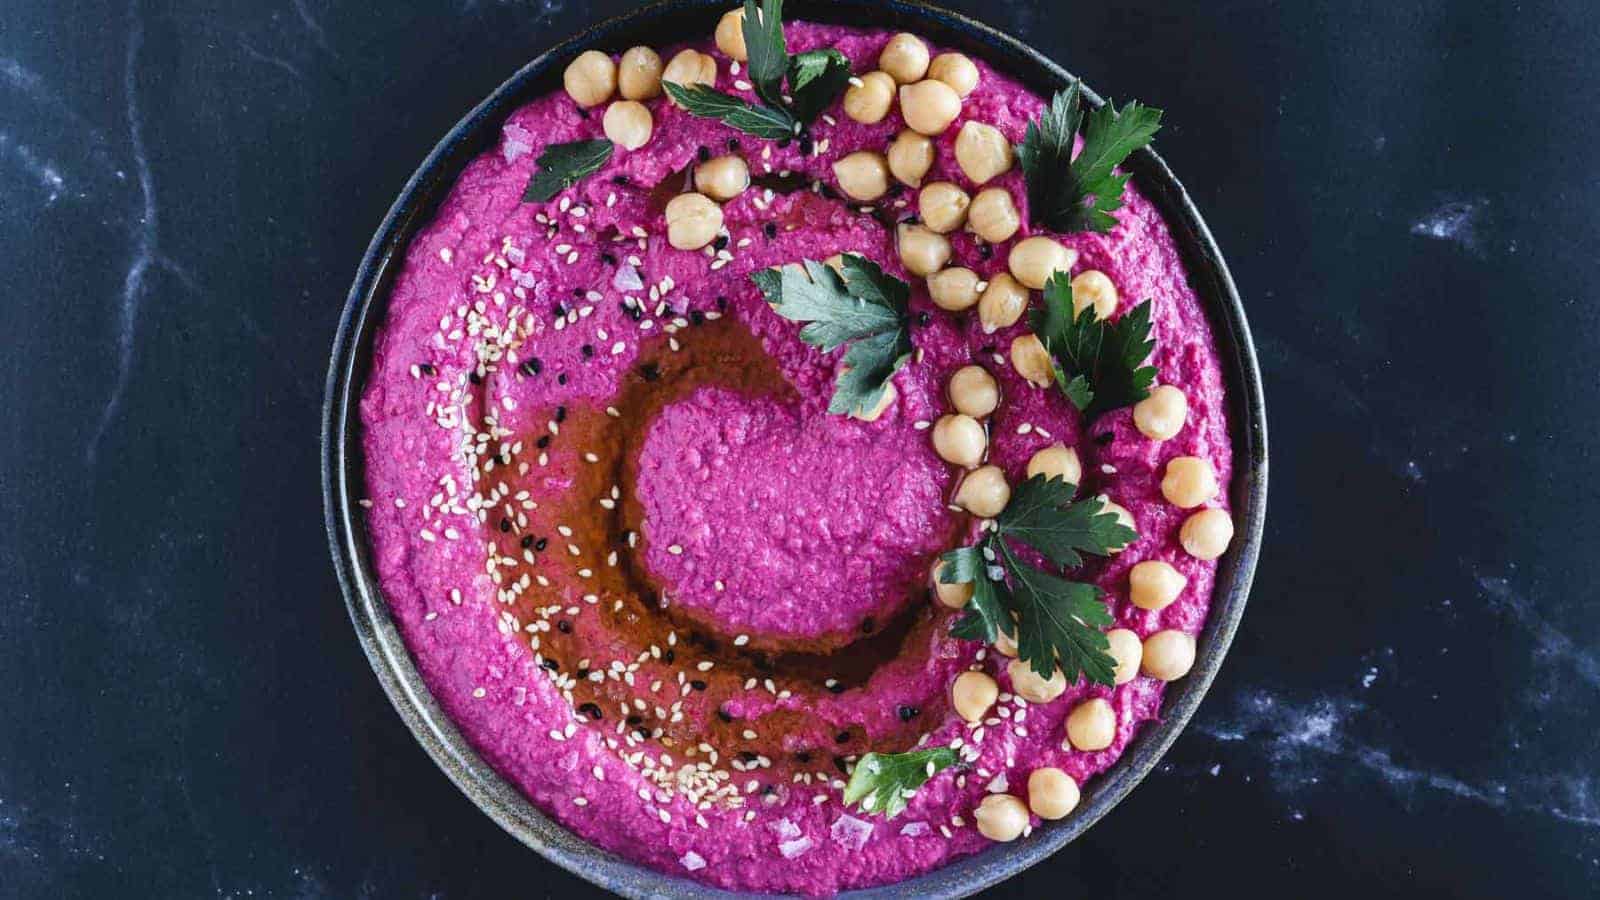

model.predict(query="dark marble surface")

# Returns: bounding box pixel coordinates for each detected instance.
[2,0,1597,897]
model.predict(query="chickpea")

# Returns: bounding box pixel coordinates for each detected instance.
[1142,630,1196,681]
[929,52,979,97]
[1026,443,1081,487]
[617,46,664,100]
[968,187,1021,244]
[1008,236,1077,290]
[1179,508,1233,560]
[1064,698,1116,751]
[975,793,1029,842]
[1129,560,1186,611]
[977,273,1027,333]
[663,49,716,104]
[843,71,896,124]
[995,625,1019,657]
[955,465,1010,518]
[927,267,981,311]
[851,379,897,422]
[1097,495,1137,552]
[1027,767,1079,820]
[918,182,970,234]
[694,154,749,201]
[878,32,930,84]
[896,224,952,277]
[887,129,935,187]
[947,365,999,418]
[931,560,973,609]
[899,79,961,135]
[1070,269,1119,320]
[952,670,999,722]
[602,100,653,151]
[1007,658,1066,704]
[714,7,747,61]
[664,192,723,250]
[954,121,1014,184]
[833,151,890,202]
[1133,385,1187,441]
[1105,628,1143,686]
[563,50,617,108]
[931,414,987,467]
[1009,333,1053,387]
[1161,456,1219,508]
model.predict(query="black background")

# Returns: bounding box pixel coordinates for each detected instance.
[3,1,1597,897]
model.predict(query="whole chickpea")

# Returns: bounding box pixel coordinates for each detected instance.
[878,32,931,83]
[954,121,1014,184]
[918,182,971,234]
[564,50,617,107]
[602,101,653,151]
[929,52,980,97]
[927,267,981,312]
[887,129,935,187]
[833,151,891,202]
[896,224,952,277]
[714,8,748,60]
[617,46,664,100]
[968,187,1021,244]
[664,192,723,251]
[843,71,896,124]
[977,273,1028,333]
[899,79,961,135]
[693,154,750,201]
[947,365,999,417]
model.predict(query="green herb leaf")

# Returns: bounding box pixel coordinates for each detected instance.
[940,546,1013,643]
[752,254,913,417]
[663,81,798,139]
[843,747,959,818]
[1032,273,1157,416]
[997,475,1137,568]
[521,139,613,202]
[741,0,788,110]
[1018,81,1162,233]
[996,539,1117,683]
[787,48,853,125]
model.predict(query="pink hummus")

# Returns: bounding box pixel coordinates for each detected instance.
[360,20,1232,896]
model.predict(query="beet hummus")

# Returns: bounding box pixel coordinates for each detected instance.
[360,13,1232,895]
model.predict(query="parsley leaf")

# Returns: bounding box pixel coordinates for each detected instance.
[1017,81,1162,233]
[663,0,847,139]
[751,254,913,418]
[941,474,1131,686]
[662,82,797,139]
[521,139,613,202]
[843,747,958,818]
[1031,272,1157,416]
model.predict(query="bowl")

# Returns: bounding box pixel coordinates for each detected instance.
[322,1,1268,895]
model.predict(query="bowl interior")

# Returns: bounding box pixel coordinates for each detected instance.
[322,2,1267,897]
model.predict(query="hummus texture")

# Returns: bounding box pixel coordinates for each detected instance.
[360,20,1232,895]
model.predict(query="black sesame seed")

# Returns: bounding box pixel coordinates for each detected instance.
[601,251,617,265]
[917,311,932,327]
[536,435,550,448]
[978,243,994,260]
[835,731,850,743]
[639,362,660,381]
[827,682,845,695]
[520,534,535,549]
[763,222,777,239]
[795,751,813,763]
[717,296,729,310]
[634,726,650,740]
[626,714,643,726]
[777,137,792,148]
[499,518,511,533]
[557,373,568,385]
[534,537,548,551]
[897,705,920,721]
[571,287,584,298]
[798,137,814,155]
[711,234,729,251]
[662,648,675,664]
[690,679,707,691]
[762,784,777,796]
[860,616,876,634]
[578,702,602,719]
[468,371,482,385]
[580,344,595,358]
[612,174,631,186]
[554,302,567,317]
[575,667,589,679]
[716,707,733,722]
[1096,431,1116,445]
[817,182,838,200]
[727,138,741,152]
[697,146,711,162]
[418,363,436,376]
[980,344,997,356]
[574,105,589,118]
[689,310,706,325]
[557,619,572,633]
[833,756,849,774]
[738,751,759,763]
[519,358,543,376]
[540,658,560,671]
[752,656,774,673]
[555,406,567,422]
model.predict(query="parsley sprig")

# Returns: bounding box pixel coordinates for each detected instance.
[1032,272,1157,416]
[939,474,1136,685]
[843,747,958,818]
[1017,80,1162,233]
[751,254,913,418]
[663,0,850,140]
[521,138,613,202]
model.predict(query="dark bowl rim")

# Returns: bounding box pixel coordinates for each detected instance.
[321,1,1268,897]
